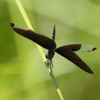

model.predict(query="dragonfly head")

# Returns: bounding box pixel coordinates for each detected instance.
[45,50,55,60]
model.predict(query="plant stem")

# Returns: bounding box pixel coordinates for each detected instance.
[14,0,65,100]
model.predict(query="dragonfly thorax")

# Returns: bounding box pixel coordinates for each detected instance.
[45,50,55,60]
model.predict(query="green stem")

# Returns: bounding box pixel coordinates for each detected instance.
[14,0,65,100]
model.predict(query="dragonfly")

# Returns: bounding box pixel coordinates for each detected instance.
[10,23,97,74]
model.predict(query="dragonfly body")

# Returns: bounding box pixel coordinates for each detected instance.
[46,50,55,60]
[10,23,97,74]
[45,25,56,60]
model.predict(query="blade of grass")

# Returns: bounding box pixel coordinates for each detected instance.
[14,0,65,100]
[15,0,46,62]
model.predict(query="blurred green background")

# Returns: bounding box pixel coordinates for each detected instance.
[0,0,100,100]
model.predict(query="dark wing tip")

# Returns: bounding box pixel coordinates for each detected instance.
[10,23,14,27]
[89,70,94,74]
[92,47,97,51]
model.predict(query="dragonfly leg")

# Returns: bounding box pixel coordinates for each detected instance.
[45,60,53,72]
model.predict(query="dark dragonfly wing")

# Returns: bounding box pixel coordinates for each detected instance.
[64,44,96,52]
[10,23,56,50]
[55,46,94,74]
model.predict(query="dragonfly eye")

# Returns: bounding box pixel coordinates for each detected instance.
[45,50,55,60]
[45,53,48,59]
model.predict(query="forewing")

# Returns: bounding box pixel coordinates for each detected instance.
[55,46,94,74]
[10,23,56,50]
[63,44,96,52]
